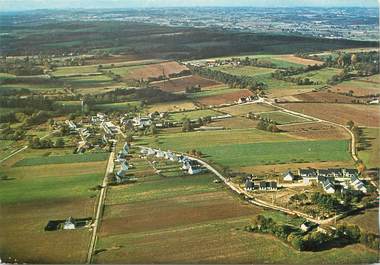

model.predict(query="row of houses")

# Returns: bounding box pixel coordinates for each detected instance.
[284,168,367,194]
[140,147,205,175]
[245,178,278,192]
[101,121,118,136]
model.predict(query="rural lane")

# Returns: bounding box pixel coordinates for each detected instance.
[86,150,115,264]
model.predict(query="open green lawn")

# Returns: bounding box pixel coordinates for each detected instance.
[213,65,276,77]
[186,86,239,99]
[14,152,109,167]
[60,74,116,88]
[258,111,311,125]
[292,68,342,84]
[108,65,142,78]
[169,109,220,121]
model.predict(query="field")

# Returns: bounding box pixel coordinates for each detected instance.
[279,122,350,140]
[281,103,380,127]
[93,151,375,264]
[257,111,311,124]
[94,101,141,111]
[169,109,221,122]
[291,68,342,84]
[52,65,100,77]
[219,103,277,116]
[147,100,197,112]
[340,208,379,235]
[330,76,380,97]
[214,65,276,77]
[14,152,109,167]
[287,91,361,104]
[357,127,380,169]
[110,61,188,81]
[0,147,108,263]
[153,75,220,93]
[139,129,351,169]
[272,54,324,66]
[196,89,253,106]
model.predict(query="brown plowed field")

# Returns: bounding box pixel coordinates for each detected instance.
[273,54,324,66]
[129,61,188,80]
[197,89,253,106]
[291,91,364,104]
[153,75,220,93]
[281,103,380,127]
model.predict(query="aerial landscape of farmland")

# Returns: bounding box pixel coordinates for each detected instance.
[0,1,379,264]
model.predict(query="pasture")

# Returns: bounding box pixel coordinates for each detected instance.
[213,65,276,77]
[169,109,220,122]
[219,103,277,116]
[290,67,342,84]
[0,147,108,263]
[94,101,141,111]
[330,76,380,97]
[196,89,253,106]
[358,127,380,169]
[340,208,379,235]
[257,111,310,124]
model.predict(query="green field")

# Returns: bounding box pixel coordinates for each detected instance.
[186,86,239,99]
[214,65,276,77]
[258,111,311,124]
[169,109,220,121]
[220,103,277,116]
[52,65,100,77]
[0,147,107,263]
[292,67,342,84]
[14,152,109,167]
[358,127,380,169]
[94,101,142,111]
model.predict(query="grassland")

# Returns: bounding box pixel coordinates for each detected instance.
[0,147,108,263]
[14,152,109,167]
[358,127,380,169]
[52,65,100,76]
[291,67,342,84]
[258,111,311,125]
[214,65,276,77]
[94,101,142,111]
[219,103,277,116]
[94,150,376,264]
[340,208,379,235]
[169,109,220,121]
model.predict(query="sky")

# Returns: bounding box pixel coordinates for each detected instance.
[0,0,378,11]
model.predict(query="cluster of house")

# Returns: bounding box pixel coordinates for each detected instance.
[113,143,132,184]
[140,147,205,175]
[120,115,153,129]
[284,168,367,194]
[101,121,118,136]
[187,59,240,68]
[65,120,78,134]
[244,177,278,192]
[91,112,107,124]
[44,217,92,231]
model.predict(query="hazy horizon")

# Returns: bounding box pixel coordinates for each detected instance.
[0,0,378,12]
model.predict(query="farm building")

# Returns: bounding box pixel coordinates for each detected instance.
[63,217,76,230]
[259,181,278,191]
[283,171,295,181]
[245,179,255,191]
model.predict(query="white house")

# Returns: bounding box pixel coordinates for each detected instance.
[155,150,165,158]
[133,116,152,129]
[321,179,335,194]
[283,171,295,181]
[63,217,76,230]
[188,165,203,175]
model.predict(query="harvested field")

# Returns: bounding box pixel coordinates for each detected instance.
[273,54,324,66]
[330,78,380,97]
[219,103,277,116]
[196,89,253,106]
[281,103,380,127]
[147,100,197,112]
[279,122,350,140]
[258,111,310,125]
[211,117,259,129]
[340,208,379,235]
[153,75,220,93]
[128,61,188,80]
[214,65,276,77]
[287,91,364,104]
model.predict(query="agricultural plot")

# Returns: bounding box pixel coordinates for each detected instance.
[290,91,362,104]
[272,54,324,66]
[169,109,220,122]
[340,208,379,235]
[330,76,380,97]
[279,122,350,140]
[94,101,141,111]
[60,75,116,88]
[14,152,109,167]
[147,100,197,113]
[257,111,311,125]
[196,89,253,106]
[213,65,276,77]
[153,75,220,93]
[219,103,277,116]
[0,147,108,263]
[357,127,380,169]
[290,67,342,85]
[52,65,100,77]
[281,103,380,127]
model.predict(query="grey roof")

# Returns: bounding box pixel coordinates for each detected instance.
[245,180,254,189]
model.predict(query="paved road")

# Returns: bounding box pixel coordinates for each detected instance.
[86,151,115,264]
